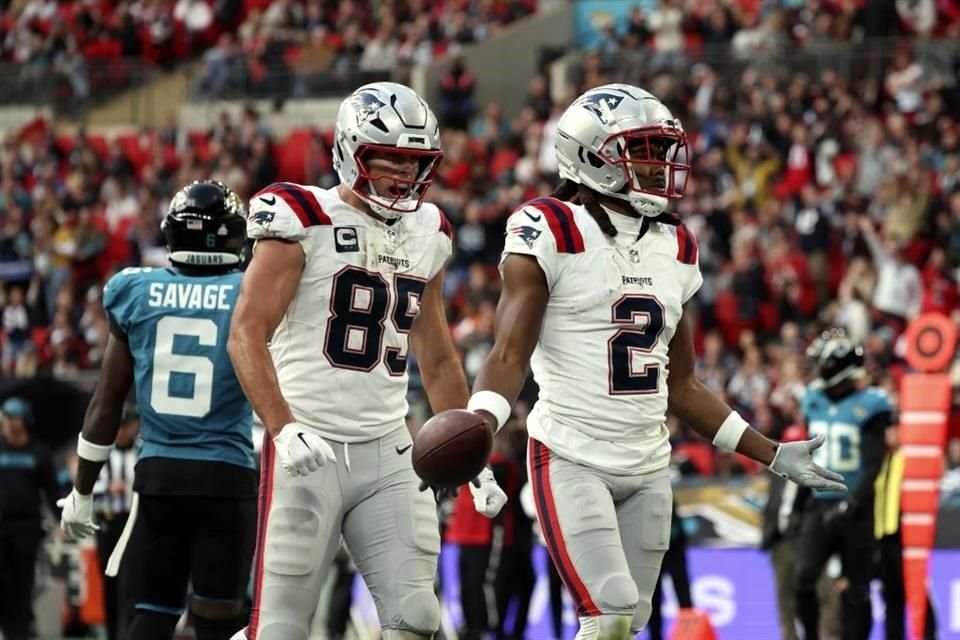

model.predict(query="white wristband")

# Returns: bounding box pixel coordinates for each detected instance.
[712,411,749,453]
[77,434,113,462]
[467,391,512,432]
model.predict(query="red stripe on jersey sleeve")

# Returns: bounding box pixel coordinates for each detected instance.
[526,198,585,254]
[257,183,331,228]
[438,210,453,239]
[676,224,698,265]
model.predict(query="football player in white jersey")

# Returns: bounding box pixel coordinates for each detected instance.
[462,84,848,640]
[226,82,506,640]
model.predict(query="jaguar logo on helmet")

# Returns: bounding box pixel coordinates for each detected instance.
[579,91,626,125]
[169,188,188,212]
[351,89,387,128]
[224,191,245,216]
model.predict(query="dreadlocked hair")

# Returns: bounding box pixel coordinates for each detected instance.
[551,179,618,237]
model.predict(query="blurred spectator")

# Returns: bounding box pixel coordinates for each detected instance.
[526,75,552,122]
[646,0,684,70]
[174,0,215,49]
[886,51,927,115]
[438,56,477,131]
[360,24,399,72]
[193,33,243,99]
[725,129,782,211]
[858,217,922,336]
[0,206,33,284]
[2,286,30,374]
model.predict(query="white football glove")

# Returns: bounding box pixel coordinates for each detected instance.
[769,433,847,493]
[274,423,336,477]
[57,489,99,541]
[469,467,508,518]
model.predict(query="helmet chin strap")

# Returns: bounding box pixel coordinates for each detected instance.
[627,191,669,217]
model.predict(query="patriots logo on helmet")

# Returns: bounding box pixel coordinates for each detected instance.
[351,89,387,128]
[510,225,542,249]
[251,210,275,227]
[579,92,625,125]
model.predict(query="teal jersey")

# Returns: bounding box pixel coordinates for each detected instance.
[801,385,893,500]
[103,267,253,470]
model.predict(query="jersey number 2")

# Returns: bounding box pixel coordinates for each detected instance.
[151,316,217,417]
[324,266,426,375]
[608,295,665,395]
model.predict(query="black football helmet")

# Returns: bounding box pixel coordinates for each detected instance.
[810,329,865,389]
[162,180,247,268]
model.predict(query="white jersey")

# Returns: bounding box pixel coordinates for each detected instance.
[247,183,453,442]
[502,197,702,474]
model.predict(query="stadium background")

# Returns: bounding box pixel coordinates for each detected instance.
[0,0,959,638]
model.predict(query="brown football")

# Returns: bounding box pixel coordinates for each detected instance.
[412,409,493,488]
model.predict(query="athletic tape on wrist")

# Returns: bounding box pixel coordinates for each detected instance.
[467,391,511,432]
[77,434,113,462]
[712,411,749,453]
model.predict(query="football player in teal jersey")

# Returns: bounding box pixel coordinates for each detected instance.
[59,181,255,640]
[795,329,891,640]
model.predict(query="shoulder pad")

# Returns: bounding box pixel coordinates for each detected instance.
[248,182,331,241]
[513,197,584,254]
[103,266,147,300]
[102,267,156,326]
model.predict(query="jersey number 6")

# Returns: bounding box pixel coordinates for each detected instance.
[151,316,217,417]
[608,294,665,395]
[324,266,427,375]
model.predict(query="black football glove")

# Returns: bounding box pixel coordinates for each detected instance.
[418,477,481,502]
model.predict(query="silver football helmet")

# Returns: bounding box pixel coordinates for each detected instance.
[333,82,443,219]
[555,83,690,217]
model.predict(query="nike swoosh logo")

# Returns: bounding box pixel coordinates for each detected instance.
[297,433,313,451]
[525,211,541,222]
[260,195,277,206]
[396,444,412,455]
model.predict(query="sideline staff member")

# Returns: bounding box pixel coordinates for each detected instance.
[0,397,62,640]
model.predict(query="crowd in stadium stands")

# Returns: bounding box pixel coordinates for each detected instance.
[3,0,960,106]
[0,0,538,104]
[2,3,960,479]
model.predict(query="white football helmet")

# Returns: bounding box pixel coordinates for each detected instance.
[333,82,443,219]
[555,83,690,217]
